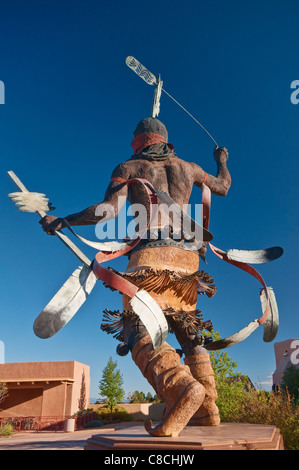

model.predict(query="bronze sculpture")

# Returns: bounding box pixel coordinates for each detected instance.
[7,57,282,440]
[39,117,231,436]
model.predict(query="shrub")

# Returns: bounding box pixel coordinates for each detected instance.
[0,423,13,437]
[225,387,299,450]
[206,331,298,449]
[281,366,299,404]
[76,408,95,416]
[96,405,133,422]
[216,377,249,422]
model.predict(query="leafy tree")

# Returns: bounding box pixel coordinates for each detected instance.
[203,331,251,420]
[145,392,154,402]
[128,390,146,403]
[151,394,161,403]
[99,357,124,413]
[208,331,240,379]
[144,392,161,403]
[127,390,161,403]
[281,365,299,404]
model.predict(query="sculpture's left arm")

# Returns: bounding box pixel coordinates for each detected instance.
[191,147,231,196]
[39,163,129,234]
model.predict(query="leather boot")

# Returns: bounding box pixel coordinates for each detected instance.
[184,353,220,425]
[131,335,205,437]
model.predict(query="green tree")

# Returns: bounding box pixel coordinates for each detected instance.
[128,390,146,403]
[145,392,154,402]
[208,331,240,379]
[204,331,251,420]
[128,390,161,403]
[99,357,124,413]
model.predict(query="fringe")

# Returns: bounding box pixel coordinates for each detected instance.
[101,309,136,342]
[164,307,213,336]
[102,267,217,306]
[101,307,213,341]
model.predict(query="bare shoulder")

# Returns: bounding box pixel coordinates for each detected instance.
[110,156,199,182]
[170,157,206,188]
[110,161,133,179]
[167,156,198,176]
[169,155,191,169]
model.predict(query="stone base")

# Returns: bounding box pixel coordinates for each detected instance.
[84,423,284,450]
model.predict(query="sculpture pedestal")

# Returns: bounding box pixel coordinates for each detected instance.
[84,422,284,450]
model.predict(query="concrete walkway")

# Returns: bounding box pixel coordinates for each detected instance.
[0,429,97,450]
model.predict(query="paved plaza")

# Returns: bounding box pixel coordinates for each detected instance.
[0,429,97,450]
[0,423,139,450]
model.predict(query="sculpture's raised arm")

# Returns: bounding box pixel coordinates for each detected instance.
[191,146,231,196]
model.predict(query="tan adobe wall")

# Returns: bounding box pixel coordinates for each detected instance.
[0,361,90,418]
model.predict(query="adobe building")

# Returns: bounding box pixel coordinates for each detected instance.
[272,339,299,388]
[0,361,90,418]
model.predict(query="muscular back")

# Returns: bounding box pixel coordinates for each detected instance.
[113,156,195,209]
[39,148,231,233]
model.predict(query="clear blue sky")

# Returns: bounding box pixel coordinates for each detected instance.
[0,0,298,401]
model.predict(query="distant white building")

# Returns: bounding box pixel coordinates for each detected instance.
[272,339,299,388]
[0,81,4,104]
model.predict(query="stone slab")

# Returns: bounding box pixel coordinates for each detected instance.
[84,422,284,450]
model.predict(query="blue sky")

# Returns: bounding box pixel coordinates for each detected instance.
[0,0,298,401]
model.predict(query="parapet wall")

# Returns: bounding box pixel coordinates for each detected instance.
[89,403,165,421]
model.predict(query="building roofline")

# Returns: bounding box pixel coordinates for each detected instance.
[2,378,75,383]
[0,360,89,367]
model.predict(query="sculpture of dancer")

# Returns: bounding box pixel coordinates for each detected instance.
[40,117,231,437]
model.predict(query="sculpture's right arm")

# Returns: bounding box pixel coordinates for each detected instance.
[40,163,129,234]
[191,147,231,196]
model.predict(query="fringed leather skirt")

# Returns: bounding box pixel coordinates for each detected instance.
[101,246,216,342]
